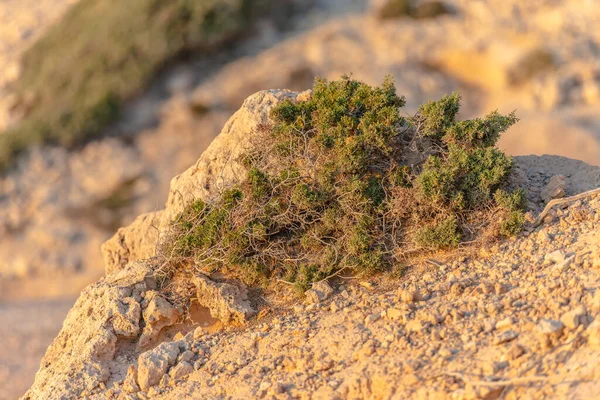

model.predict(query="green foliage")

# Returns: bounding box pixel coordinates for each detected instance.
[415,93,519,212]
[508,48,556,86]
[376,0,451,20]
[417,92,461,139]
[494,188,527,212]
[443,111,519,148]
[499,211,525,237]
[160,76,525,289]
[417,146,515,209]
[0,0,289,171]
[415,216,460,250]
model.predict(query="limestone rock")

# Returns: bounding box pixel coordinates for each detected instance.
[102,212,161,276]
[112,297,141,339]
[139,291,182,349]
[23,262,155,399]
[137,341,180,391]
[193,274,255,324]
[305,281,334,304]
[169,361,194,380]
[561,307,586,330]
[587,319,600,348]
[123,365,140,393]
[540,175,567,203]
[537,319,564,345]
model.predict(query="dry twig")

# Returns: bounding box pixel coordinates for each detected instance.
[533,187,600,227]
[444,371,548,387]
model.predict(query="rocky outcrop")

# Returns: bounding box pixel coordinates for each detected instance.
[22,262,156,399]
[24,90,288,400]
[101,89,298,275]
[22,256,255,399]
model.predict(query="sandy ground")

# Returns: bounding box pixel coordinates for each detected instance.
[0,299,74,400]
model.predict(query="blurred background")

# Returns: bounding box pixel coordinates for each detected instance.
[0,0,599,398]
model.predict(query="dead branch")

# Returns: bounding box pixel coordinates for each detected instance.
[444,371,548,387]
[533,187,600,227]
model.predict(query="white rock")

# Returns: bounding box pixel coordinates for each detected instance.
[537,319,564,340]
[305,281,334,304]
[137,341,180,391]
[169,361,194,380]
[560,307,586,330]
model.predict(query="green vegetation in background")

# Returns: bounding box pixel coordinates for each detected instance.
[160,76,525,290]
[375,0,452,20]
[0,0,277,171]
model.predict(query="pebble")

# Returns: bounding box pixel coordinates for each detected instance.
[494,330,519,345]
[560,307,586,330]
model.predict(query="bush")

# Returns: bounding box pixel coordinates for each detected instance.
[0,0,295,171]
[159,76,525,288]
[415,216,460,250]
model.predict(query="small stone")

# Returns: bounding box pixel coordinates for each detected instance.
[387,308,403,320]
[365,313,381,325]
[193,326,204,341]
[360,281,374,290]
[541,175,566,203]
[479,282,494,295]
[476,386,505,400]
[137,341,180,391]
[305,281,334,304]
[560,307,586,330]
[180,350,195,363]
[406,319,426,334]
[506,343,525,360]
[123,365,140,393]
[545,250,565,264]
[159,374,170,388]
[495,317,513,331]
[537,319,564,343]
[170,361,194,380]
[400,288,421,303]
[494,330,518,345]
[494,283,507,295]
[293,304,304,313]
[537,230,551,242]
[438,347,453,359]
